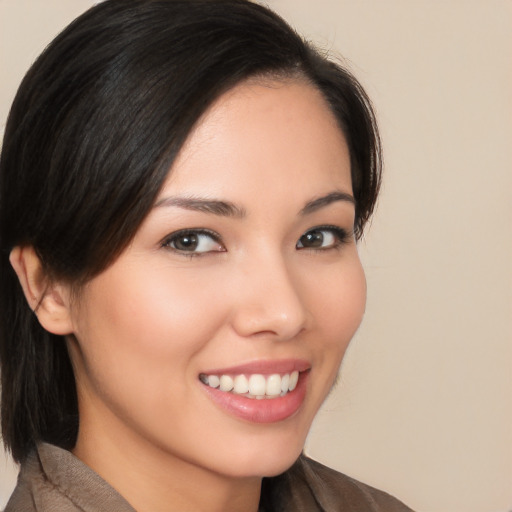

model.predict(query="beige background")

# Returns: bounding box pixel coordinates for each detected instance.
[1,1,511,511]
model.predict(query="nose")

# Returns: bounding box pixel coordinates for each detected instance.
[229,252,308,341]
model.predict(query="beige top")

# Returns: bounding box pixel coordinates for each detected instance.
[5,443,414,511]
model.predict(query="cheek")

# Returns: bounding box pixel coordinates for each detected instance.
[67,265,231,433]
[306,256,366,383]
[313,257,366,340]
[70,263,231,387]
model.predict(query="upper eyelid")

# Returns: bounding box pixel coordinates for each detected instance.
[303,225,351,236]
[163,227,221,238]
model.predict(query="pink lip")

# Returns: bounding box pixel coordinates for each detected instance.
[200,364,310,424]
[201,358,310,376]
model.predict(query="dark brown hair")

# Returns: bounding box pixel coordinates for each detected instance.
[0,0,381,462]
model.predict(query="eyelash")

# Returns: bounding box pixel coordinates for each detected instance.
[296,225,351,252]
[161,228,224,258]
[161,225,351,258]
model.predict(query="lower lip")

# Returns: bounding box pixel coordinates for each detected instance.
[201,371,308,424]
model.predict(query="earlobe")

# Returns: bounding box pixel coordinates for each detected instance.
[9,246,74,335]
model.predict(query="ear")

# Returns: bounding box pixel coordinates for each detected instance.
[9,246,74,335]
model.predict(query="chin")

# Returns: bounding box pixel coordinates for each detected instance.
[214,429,308,479]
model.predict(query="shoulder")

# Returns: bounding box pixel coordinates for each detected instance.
[4,446,84,512]
[262,455,414,511]
[300,456,414,511]
[4,450,42,512]
[4,443,134,512]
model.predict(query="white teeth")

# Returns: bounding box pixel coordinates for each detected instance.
[219,375,234,392]
[202,371,302,399]
[289,371,299,391]
[248,374,266,396]
[233,375,249,394]
[266,374,282,396]
[208,375,220,388]
[280,373,290,393]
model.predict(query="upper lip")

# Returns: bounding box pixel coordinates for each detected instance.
[201,358,310,376]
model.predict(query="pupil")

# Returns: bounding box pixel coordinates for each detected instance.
[301,231,323,247]
[175,233,198,251]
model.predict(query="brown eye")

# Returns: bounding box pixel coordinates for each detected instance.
[173,233,199,251]
[298,230,326,248]
[296,227,348,250]
[164,230,224,254]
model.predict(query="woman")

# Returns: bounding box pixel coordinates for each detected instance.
[0,0,413,510]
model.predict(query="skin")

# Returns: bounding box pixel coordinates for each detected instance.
[12,79,367,512]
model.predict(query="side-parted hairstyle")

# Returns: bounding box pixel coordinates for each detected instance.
[0,0,381,462]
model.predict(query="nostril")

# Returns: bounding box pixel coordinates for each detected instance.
[229,259,308,339]
[230,304,307,341]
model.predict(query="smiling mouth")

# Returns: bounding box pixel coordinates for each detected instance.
[199,371,299,400]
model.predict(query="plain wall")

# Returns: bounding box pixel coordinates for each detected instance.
[1,1,511,511]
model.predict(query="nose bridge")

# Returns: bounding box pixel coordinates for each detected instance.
[231,247,307,340]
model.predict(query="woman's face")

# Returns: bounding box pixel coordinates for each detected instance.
[66,79,366,481]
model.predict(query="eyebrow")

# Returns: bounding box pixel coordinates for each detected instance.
[299,191,355,215]
[154,190,354,218]
[154,196,246,218]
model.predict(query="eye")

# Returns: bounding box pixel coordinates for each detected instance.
[296,226,349,250]
[163,229,224,254]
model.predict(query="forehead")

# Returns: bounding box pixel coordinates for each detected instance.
[162,79,352,202]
